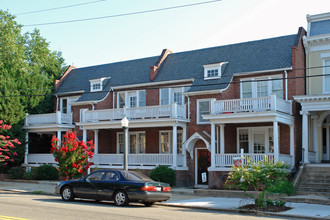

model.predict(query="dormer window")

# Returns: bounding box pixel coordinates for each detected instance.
[89,77,109,92]
[203,62,228,80]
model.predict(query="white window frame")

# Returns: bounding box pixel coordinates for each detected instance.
[116,131,146,154]
[236,126,278,154]
[159,130,183,154]
[240,75,284,99]
[60,98,68,114]
[159,87,185,106]
[197,99,211,124]
[322,56,330,94]
[60,96,79,114]
[116,90,146,108]
[203,62,227,80]
[89,77,109,92]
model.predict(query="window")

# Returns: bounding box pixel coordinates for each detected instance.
[203,62,227,80]
[61,99,67,114]
[117,90,146,108]
[173,88,183,105]
[160,88,169,105]
[86,171,105,181]
[90,77,108,92]
[177,132,183,154]
[324,59,330,93]
[117,132,146,154]
[238,129,249,153]
[241,76,283,99]
[197,100,211,124]
[92,82,101,91]
[160,131,171,153]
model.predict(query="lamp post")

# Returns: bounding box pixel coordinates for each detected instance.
[121,116,129,171]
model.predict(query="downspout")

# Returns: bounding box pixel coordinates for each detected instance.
[284,70,288,101]
[56,95,59,111]
[184,94,190,119]
[112,88,115,109]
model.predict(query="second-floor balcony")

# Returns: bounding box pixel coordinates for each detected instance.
[25,112,73,126]
[211,94,292,115]
[82,103,187,122]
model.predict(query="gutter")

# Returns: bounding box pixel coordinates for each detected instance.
[233,67,292,77]
[111,78,194,90]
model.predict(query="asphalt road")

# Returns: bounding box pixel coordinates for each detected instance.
[0,191,296,220]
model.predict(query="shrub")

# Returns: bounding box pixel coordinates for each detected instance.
[267,179,295,195]
[36,164,59,180]
[150,165,176,186]
[8,167,24,179]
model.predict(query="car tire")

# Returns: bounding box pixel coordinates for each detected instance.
[114,190,129,206]
[144,202,154,207]
[61,186,75,201]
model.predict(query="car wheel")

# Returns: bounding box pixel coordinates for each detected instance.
[114,190,129,206]
[144,202,154,207]
[61,186,74,201]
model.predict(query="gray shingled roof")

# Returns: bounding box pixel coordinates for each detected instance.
[56,34,297,102]
[310,19,330,36]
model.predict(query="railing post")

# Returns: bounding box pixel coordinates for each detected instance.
[25,113,29,126]
[210,99,215,114]
[211,122,216,168]
[270,94,276,111]
[171,102,177,118]
[56,111,61,124]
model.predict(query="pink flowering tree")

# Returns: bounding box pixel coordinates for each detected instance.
[0,120,21,167]
[51,130,94,180]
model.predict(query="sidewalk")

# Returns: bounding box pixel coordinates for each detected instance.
[1,180,330,219]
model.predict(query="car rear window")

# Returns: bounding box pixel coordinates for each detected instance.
[122,171,152,181]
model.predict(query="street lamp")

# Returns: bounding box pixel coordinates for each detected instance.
[121,116,129,170]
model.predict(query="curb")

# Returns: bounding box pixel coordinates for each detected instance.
[3,179,59,185]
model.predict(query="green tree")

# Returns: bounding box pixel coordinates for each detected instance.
[0,10,66,171]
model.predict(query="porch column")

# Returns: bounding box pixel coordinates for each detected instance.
[172,124,177,168]
[211,122,216,168]
[312,115,319,162]
[57,130,62,143]
[290,125,295,166]
[273,121,279,162]
[220,124,225,154]
[83,129,87,142]
[24,132,29,164]
[94,130,99,155]
[301,111,309,163]
[182,125,187,167]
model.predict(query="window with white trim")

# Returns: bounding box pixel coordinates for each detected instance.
[241,75,283,99]
[159,87,185,106]
[197,99,211,124]
[203,62,227,80]
[117,132,146,154]
[159,130,183,154]
[90,77,108,92]
[324,59,330,93]
[61,98,68,114]
[117,90,146,108]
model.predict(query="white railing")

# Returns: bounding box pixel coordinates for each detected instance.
[92,153,184,167]
[25,112,72,126]
[211,94,292,115]
[27,154,55,165]
[83,103,186,122]
[215,153,275,167]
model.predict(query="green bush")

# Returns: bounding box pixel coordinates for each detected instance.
[24,167,38,180]
[267,179,295,195]
[150,165,176,186]
[36,164,59,180]
[8,167,24,179]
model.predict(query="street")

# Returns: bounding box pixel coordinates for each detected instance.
[0,191,297,220]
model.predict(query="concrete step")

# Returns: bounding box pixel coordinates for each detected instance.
[283,194,330,206]
[296,187,330,193]
[299,179,330,184]
[295,191,330,197]
[302,171,330,176]
[298,183,330,188]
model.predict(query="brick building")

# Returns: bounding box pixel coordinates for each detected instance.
[24,27,306,188]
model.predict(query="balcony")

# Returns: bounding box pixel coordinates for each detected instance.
[211,95,292,115]
[24,112,73,127]
[83,103,187,122]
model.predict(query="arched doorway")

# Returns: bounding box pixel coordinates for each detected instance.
[196,148,211,185]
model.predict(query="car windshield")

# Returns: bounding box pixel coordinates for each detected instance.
[121,171,153,181]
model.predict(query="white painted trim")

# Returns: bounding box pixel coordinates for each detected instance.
[158,130,183,154]
[197,99,213,124]
[233,67,292,76]
[111,78,194,90]
[55,90,85,96]
[184,89,223,96]
[323,59,330,94]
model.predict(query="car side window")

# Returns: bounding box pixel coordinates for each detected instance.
[86,171,105,181]
[103,171,119,181]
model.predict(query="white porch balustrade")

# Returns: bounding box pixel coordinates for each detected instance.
[25,112,73,126]
[211,95,292,115]
[26,153,184,167]
[83,103,186,122]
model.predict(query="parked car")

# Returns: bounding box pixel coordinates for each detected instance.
[55,169,172,206]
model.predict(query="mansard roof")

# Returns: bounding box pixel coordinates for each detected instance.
[56,31,300,102]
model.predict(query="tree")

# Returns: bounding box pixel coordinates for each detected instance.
[0,10,67,170]
[0,120,21,167]
[51,131,94,180]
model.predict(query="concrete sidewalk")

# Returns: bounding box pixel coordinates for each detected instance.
[1,180,330,219]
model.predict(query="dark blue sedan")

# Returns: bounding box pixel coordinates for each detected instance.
[55,169,171,206]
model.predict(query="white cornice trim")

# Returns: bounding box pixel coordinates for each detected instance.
[294,94,330,102]
[233,67,292,76]
[71,101,97,106]
[183,89,223,96]
[307,12,330,23]
[55,90,85,96]
[111,78,194,90]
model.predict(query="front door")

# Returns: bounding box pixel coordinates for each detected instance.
[197,149,211,185]
[322,126,330,161]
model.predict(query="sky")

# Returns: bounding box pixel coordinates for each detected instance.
[0,0,329,68]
